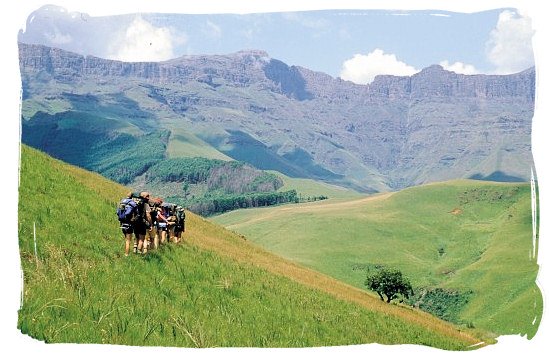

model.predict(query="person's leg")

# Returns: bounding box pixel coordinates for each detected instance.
[143,233,149,254]
[153,227,159,249]
[133,222,147,254]
[160,229,167,244]
[137,234,145,253]
[122,224,134,256]
[145,226,156,253]
[125,233,132,256]
[174,228,181,243]
[169,225,176,243]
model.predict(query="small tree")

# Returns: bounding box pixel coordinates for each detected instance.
[365,268,413,303]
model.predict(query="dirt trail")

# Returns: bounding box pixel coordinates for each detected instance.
[222,192,395,229]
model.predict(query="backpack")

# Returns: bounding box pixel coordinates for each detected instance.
[161,202,173,215]
[117,198,139,223]
[176,207,185,225]
[148,200,157,220]
[160,202,176,223]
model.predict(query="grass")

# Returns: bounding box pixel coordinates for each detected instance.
[162,120,234,160]
[17,145,484,349]
[20,96,72,119]
[21,111,167,184]
[270,170,363,200]
[212,180,542,338]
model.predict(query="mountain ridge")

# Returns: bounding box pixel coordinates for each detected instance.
[19,42,535,99]
[19,42,535,193]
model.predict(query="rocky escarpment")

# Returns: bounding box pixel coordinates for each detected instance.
[401,64,533,100]
[20,43,535,101]
[19,43,271,86]
[19,42,536,192]
[296,63,535,102]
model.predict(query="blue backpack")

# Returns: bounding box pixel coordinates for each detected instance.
[117,198,139,223]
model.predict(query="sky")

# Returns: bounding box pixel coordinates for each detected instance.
[17,5,535,84]
[2,1,550,354]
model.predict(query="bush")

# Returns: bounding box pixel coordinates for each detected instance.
[407,288,473,324]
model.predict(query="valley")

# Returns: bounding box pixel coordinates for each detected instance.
[212,180,542,337]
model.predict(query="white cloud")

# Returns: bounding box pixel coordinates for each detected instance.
[486,10,535,74]
[108,15,175,62]
[439,60,478,75]
[339,49,419,84]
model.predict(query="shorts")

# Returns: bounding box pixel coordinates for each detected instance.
[133,221,147,236]
[175,224,184,233]
[158,222,168,231]
[120,223,134,235]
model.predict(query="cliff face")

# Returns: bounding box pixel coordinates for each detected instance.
[19,43,535,100]
[376,64,535,100]
[19,43,272,85]
[19,42,535,191]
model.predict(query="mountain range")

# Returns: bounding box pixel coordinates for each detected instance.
[18,42,536,193]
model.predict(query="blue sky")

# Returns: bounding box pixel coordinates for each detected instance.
[18,5,535,83]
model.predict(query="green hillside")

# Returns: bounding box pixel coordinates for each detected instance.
[17,145,485,348]
[22,111,301,216]
[272,170,363,200]
[212,180,542,338]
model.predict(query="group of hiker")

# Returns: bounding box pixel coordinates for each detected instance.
[117,191,186,256]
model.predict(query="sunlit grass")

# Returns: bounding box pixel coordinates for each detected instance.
[17,145,484,349]
[213,180,542,337]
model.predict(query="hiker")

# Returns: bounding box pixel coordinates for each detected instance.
[136,191,153,254]
[148,197,162,249]
[165,203,178,243]
[157,202,171,245]
[173,205,186,243]
[118,192,138,257]
[117,191,150,255]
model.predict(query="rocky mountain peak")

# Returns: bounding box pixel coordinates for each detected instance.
[416,64,446,74]
[19,42,535,191]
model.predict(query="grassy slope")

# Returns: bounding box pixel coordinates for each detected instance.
[17,145,483,349]
[162,120,234,161]
[270,170,363,200]
[212,180,542,338]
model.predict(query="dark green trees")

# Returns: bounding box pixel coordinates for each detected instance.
[365,268,413,303]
